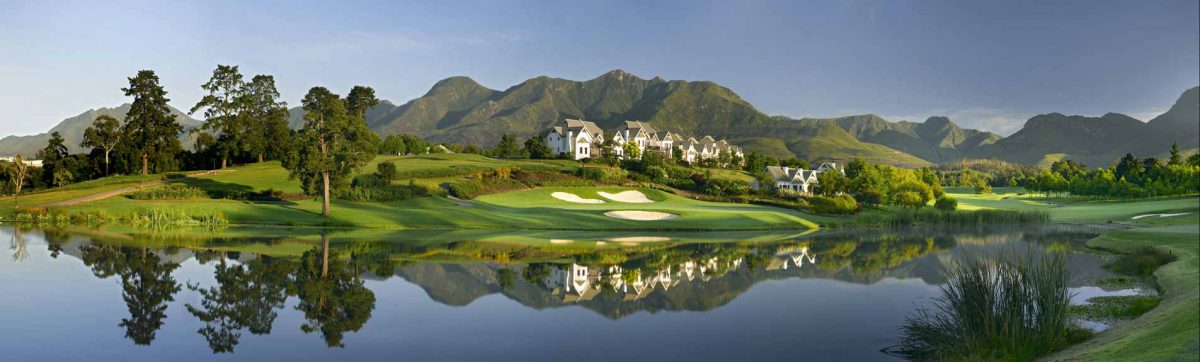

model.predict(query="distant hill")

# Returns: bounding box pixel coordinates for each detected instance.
[0,104,202,157]
[970,86,1199,167]
[4,70,1196,168]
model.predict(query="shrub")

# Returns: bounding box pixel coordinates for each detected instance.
[448,179,484,199]
[1105,246,1177,277]
[975,180,992,194]
[856,190,884,206]
[887,252,1083,360]
[701,178,751,196]
[127,184,209,200]
[377,162,398,180]
[934,196,958,211]
[808,194,858,214]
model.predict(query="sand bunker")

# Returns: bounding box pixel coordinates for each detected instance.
[1130,212,1191,220]
[607,236,671,243]
[550,239,573,244]
[598,190,655,203]
[551,192,605,204]
[604,211,678,221]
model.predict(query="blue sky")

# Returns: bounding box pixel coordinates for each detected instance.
[1,0,1197,136]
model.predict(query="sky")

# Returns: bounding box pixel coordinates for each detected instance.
[1,0,1197,137]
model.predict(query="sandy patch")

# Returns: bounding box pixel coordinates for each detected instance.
[608,236,671,243]
[604,211,678,221]
[550,239,573,244]
[598,190,655,203]
[1131,212,1191,220]
[551,192,605,204]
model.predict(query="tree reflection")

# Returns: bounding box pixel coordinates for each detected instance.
[80,244,182,345]
[291,233,376,347]
[9,227,27,262]
[185,254,294,353]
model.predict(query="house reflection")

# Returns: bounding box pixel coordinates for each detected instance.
[542,247,814,303]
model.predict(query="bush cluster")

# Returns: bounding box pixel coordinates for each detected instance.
[127,184,209,200]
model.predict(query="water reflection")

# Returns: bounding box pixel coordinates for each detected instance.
[0,225,1113,359]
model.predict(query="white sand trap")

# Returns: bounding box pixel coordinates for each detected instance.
[1131,212,1191,220]
[598,190,655,203]
[550,239,573,244]
[604,211,678,221]
[551,192,605,204]
[608,236,671,243]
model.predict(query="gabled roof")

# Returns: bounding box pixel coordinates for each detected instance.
[618,120,658,134]
[564,119,603,136]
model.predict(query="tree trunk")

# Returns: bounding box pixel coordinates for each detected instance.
[321,171,331,217]
[221,156,227,169]
[321,233,330,278]
[141,153,149,176]
[103,150,110,176]
[258,153,264,163]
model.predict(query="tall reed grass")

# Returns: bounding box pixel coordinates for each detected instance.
[885,252,1085,360]
[856,209,1049,228]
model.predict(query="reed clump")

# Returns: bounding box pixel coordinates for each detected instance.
[886,252,1087,360]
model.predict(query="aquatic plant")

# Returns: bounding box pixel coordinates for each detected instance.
[885,252,1085,360]
[855,209,1049,227]
[1104,246,1177,277]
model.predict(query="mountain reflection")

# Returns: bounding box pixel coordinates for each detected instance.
[25,226,1102,353]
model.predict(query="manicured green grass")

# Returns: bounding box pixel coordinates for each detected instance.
[943,187,1054,211]
[1046,219,1199,361]
[10,155,812,231]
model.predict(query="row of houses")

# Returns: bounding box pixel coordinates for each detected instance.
[542,246,816,303]
[546,119,744,163]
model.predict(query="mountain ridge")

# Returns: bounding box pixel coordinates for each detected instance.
[3,71,1196,168]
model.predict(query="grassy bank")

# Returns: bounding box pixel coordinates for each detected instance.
[1,154,814,231]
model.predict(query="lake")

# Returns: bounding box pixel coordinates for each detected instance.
[0,225,1116,361]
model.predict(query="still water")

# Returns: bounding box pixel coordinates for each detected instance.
[0,226,1113,361]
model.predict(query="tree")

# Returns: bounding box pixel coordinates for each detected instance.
[344,86,379,120]
[241,75,291,163]
[814,169,848,197]
[671,144,685,164]
[6,156,30,208]
[379,135,407,155]
[283,87,376,217]
[523,134,552,159]
[1168,142,1183,165]
[37,131,70,186]
[122,70,183,176]
[191,65,246,169]
[891,181,933,208]
[622,141,642,160]
[1114,153,1142,181]
[1189,153,1200,167]
[934,196,958,211]
[494,134,522,159]
[82,115,123,176]
[845,158,868,179]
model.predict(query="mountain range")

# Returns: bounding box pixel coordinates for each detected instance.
[4,70,1197,168]
[0,104,203,157]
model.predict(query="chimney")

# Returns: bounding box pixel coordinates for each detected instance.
[782,167,789,175]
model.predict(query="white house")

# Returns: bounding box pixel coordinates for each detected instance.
[764,162,841,194]
[546,119,604,160]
